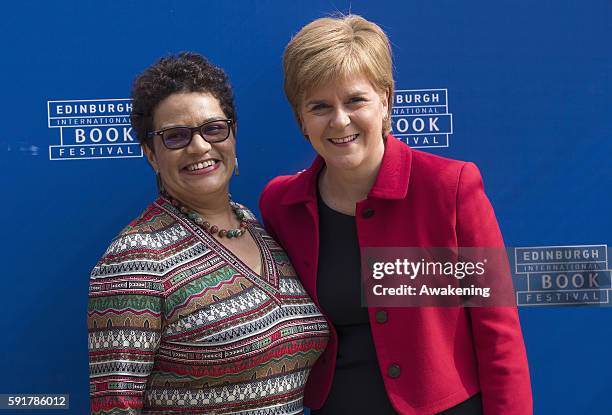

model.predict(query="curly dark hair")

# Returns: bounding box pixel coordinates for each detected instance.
[130,52,237,150]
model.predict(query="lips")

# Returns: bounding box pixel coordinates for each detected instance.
[328,133,359,144]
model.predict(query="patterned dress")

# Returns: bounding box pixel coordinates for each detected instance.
[88,197,330,415]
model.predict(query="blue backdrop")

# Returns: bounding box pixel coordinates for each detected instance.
[1,1,610,413]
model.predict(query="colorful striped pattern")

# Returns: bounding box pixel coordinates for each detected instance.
[88,198,329,414]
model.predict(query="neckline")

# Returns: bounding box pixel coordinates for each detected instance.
[155,197,281,301]
[317,187,356,218]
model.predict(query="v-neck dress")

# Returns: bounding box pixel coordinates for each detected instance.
[88,197,330,415]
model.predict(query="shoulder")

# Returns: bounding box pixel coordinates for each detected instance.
[234,201,283,246]
[260,173,300,203]
[232,201,259,223]
[120,201,176,234]
[91,200,190,279]
[259,171,308,217]
[409,148,482,191]
[108,201,184,255]
[411,148,467,177]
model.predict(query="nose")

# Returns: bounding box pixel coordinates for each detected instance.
[186,131,212,153]
[329,106,351,129]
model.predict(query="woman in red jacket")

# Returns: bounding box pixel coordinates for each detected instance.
[259,14,532,415]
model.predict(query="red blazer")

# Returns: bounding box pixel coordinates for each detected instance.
[259,136,532,415]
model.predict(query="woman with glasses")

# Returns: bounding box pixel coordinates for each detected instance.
[260,15,532,415]
[87,52,329,415]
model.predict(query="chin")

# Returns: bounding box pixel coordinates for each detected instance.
[197,181,229,196]
[177,180,228,199]
[326,154,367,172]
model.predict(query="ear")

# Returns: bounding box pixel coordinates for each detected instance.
[298,115,309,136]
[300,123,310,141]
[142,143,159,173]
[381,88,390,113]
[296,105,307,134]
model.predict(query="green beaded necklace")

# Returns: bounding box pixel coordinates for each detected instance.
[163,192,248,238]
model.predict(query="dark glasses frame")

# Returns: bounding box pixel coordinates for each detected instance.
[147,118,234,149]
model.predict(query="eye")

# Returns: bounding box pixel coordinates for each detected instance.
[348,96,367,104]
[309,103,329,112]
[163,128,190,144]
[201,122,230,142]
[203,123,226,135]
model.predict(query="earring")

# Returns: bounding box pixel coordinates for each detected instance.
[234,156,240,176]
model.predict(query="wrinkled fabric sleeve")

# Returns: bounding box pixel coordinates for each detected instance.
[87,246,163,415]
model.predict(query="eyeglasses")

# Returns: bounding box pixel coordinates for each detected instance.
[147,119,233,149]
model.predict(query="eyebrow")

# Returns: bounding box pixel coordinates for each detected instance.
[157,115,226,131]
[305,99,328,107]
[304,90,369,107]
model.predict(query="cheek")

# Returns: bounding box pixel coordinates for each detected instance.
[359,109,383,130]
[156,149,182,174]
[305,119,327,138]
[301,112,319,130]
[224,140,237,157]
[156,157,172,176]
[216,141,236,164]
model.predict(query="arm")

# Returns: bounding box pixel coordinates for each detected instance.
[456,162,533,414]
[87,253,163,415]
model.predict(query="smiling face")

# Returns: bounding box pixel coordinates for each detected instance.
[143,91,235,208]
[299,75,388,173]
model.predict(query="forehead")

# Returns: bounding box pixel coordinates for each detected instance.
[153,92,225,128]
[303,74,379,101]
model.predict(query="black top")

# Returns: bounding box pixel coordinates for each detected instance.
[313,192,396,414]
[312,192,483,415]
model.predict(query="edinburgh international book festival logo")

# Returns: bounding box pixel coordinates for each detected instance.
[391,89,453,148]
[513,244,611,306]
[47,98,142,160]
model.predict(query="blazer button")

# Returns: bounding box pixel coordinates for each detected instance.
[387,364,401,378]
[375,310,388,323]
[362,208,375,219]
